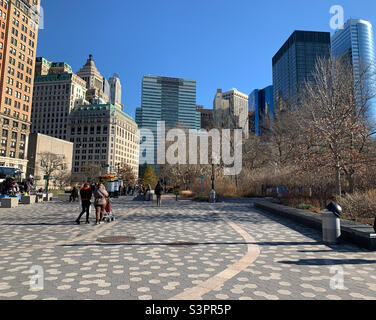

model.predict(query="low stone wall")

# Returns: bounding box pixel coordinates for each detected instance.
[254,201,376,251]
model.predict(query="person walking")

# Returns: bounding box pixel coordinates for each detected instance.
[75,183,92,225]
[93,184,109,225]
[155,181,162,207]
[70,186,79,202]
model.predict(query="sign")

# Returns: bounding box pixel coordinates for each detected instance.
[43,175,49,180]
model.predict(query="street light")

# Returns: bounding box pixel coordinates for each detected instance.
[209,163,216,203]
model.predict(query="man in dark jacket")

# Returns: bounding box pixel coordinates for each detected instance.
[70,186,79,202]
[155,181,162,207]
[75,183,93,224]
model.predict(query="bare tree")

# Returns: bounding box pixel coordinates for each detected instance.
[38,152,66,191]
[296,56,376,195]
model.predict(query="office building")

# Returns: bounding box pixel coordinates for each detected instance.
[0,0,41,175]
[249,85,274,136]
[332,18,376,123]
[109,73,122,110]
[68,104,139,182]
[272,30,331,108]
[196,105,214,130]
[31,57,87,140]
[136,75,200,165]
[213,88,249,138]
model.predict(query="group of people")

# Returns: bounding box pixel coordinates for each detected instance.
[75,183,109,226]
[0,175,35,197]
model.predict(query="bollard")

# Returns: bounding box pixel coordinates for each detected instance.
[209,189,216,203]
[322,209,341,244]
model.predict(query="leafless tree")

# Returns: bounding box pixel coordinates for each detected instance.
[38,152,66,191]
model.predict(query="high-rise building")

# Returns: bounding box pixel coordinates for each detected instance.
[0,0,41,175]
[109,73,122,109]
[68,104,139,182]
[249,85,274,136]
[213,88,249,138]
[77,54,108,104]
[272,30,331,108]
[31,57,87,141]
[331,19,376,123]
[136,75,200,165]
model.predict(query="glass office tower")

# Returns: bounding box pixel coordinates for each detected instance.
[249,85,274,136]
[332,19,376,124]
[272,31,331,108]
[136,75,200,167]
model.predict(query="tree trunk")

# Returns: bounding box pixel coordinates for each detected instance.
[346,172,355,194]
[335,166,341,196]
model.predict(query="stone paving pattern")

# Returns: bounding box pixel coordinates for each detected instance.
[0,197,375,300]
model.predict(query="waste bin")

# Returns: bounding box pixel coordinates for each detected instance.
[322,201,342,244]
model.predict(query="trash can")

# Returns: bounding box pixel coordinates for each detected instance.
[322,201,342,244]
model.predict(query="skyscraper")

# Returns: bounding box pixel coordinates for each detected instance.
[109,73,122,108]
[272,30,331,108]
[77,54,108,104]
[136,75,200,165]
[249,85,274,136]
[213,88,249,138]
[331,19,376,123]
[0,0,41,175]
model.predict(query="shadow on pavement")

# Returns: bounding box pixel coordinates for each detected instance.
[278,258,376,265]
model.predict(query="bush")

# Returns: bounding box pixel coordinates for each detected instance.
[337,190,376,225]
[296,204,313,210]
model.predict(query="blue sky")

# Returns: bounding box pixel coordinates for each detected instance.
[37,0,376,117]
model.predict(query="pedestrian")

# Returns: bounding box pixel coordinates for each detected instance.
[93,183,109,225]
[155,181,162,207]
[70,186,79,202]
[75,183,93,225]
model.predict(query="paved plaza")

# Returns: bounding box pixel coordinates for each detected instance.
[0,196,376,300]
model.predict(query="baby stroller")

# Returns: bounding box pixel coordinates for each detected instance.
[103,200,115,222]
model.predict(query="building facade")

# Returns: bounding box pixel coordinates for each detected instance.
[249,85,274,136]
[272,30,331,109]
[196,105,214,130]
[26,133,73,189]
[331,19,376,123]
[0,0,41,175]
[213,88,249,138]
[68,104,139,182]
[109,73,122,109]
[136,75,200,165]
[31,58,87,140]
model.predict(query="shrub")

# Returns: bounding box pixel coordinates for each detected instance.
[337,190,376,225]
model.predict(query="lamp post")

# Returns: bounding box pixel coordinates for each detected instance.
[209,163,216,203]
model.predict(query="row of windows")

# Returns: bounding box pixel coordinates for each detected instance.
[0,149,24,159]
[3,105,28,121]
[2,118,28,130]
[2,129,26,140]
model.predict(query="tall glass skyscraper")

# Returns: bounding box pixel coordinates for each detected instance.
[331,19,376,123]
[249,86,274,136]
[136,75,200,167]
[272,31,331,108]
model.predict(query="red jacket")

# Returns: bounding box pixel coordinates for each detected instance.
[80,186,92,201]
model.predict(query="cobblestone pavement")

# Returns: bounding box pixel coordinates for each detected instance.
[0,197,375,300]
